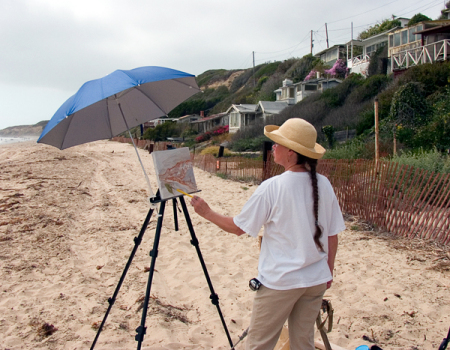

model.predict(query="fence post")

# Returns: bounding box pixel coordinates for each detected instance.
[263,141,272,181]
[374,97,379,168]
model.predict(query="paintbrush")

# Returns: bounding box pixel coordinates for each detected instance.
[176,189,193,197]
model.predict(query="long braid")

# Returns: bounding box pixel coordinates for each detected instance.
[306,158,324,252]
[297,154,324,252]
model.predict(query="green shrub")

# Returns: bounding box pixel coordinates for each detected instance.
[230,135,268,152]
[389,148,450,173]
[200,146,233,157]
[142,121,178,141]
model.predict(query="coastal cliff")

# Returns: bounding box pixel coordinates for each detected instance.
[0,120,48,137]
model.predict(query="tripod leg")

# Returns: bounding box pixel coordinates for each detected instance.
[178,196,234,348]
[136,200,166,350]
[173,198,179,231]
[90,206,154,350]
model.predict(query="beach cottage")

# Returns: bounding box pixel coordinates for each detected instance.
[388,19,450,73]
[275,78,342,104]
[190,112,228,134]
[346,27,402,77]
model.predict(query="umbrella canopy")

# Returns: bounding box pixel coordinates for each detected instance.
[38,66,201,150]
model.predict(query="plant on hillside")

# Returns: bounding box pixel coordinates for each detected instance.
[305,61,330,81]
[142,121,179,142]
[407,13,431,26]
[321,125,335,148]
[304,70,318,81]
[390,148,450,173]
[358,18,401,40]
[200,146,233,157]
[195,125,229,143]
[324,59,347,79]
[367,45,389,76]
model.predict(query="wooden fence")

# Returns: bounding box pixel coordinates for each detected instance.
[193,152,450,246]
[193,154,264,182]
[110,138,450,245]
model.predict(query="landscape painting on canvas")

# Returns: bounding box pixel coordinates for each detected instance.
[151,147,198,200]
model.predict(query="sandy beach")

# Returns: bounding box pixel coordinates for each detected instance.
[0,140,449,350]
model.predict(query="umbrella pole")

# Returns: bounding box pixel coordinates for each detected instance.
[127,129,155,199]
[117,101,155,200]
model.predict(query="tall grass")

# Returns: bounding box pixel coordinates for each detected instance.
[389,148,450,173]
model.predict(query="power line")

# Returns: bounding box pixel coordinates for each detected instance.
[244,0,447,69]
[327,0,403,24]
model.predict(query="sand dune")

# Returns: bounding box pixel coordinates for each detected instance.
[0,140,448,350]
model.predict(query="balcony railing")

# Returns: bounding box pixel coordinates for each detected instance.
[347,54,371,68]
[391,39,450,71]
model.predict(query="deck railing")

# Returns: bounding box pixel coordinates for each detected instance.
[391,39,450,71]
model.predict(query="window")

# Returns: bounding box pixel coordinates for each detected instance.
[409,27,417,42]
[401,30,408,45]
[394,33,401,46]
[327,49,338,62]
[389,35,394,47]
[230,112,239,127]
[289,87,295,98]
[304,84,317,91]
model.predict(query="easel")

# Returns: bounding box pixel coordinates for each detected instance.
[90,193,234,350]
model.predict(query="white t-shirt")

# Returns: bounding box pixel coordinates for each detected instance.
[233,171,346,290]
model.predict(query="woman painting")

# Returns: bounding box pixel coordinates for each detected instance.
[190,118,346,350]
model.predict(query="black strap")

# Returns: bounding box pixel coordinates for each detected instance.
[439,326,450,350]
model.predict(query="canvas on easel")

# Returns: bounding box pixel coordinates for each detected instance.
[152,147,198,200]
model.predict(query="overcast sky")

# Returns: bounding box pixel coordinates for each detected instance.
[0,0,445,131]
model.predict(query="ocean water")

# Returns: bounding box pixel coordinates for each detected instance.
[0,136,39,145]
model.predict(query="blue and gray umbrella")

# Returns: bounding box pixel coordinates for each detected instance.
[38,66,200,149]
[38,66,201,197]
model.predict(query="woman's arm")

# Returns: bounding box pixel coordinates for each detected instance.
[190,196,245,236]
[327,234,338,288]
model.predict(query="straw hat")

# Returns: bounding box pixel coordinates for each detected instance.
[264,118,326,159]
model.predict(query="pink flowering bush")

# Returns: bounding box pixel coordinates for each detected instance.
[324,59,348,78]
[195,125,229,143]
[305,70,317,81]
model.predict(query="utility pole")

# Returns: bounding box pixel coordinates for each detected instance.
[351,22,354,61]
[325,23,329,48]
[252,51,256,87]
[310,30,314,54]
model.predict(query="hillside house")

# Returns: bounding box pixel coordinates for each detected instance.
[389,19,450,73]
[225,101,289,133]
[190,112,228,134]
[227,104,258,133]
[275,78,342,104]
[314,45,346,67]
[274,79,296,105]
[346,27,402,77]
[256,101,289,120]
[177,114,201,124]
[142,117,178,132]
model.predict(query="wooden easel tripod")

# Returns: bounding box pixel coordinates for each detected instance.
[90,194,234,350]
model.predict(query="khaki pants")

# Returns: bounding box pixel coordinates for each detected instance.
[245,283,326,350]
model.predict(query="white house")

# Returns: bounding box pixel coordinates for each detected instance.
[256,101,289,120]
[177,114,201,124]
[275,78,342,104]
[227,104,258,133]
[314,45,347,67]
[190,112,228,134]
[388,19,450,73]
[225,101,290,133]
[274,79,296,105]
[346,27,402,77]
